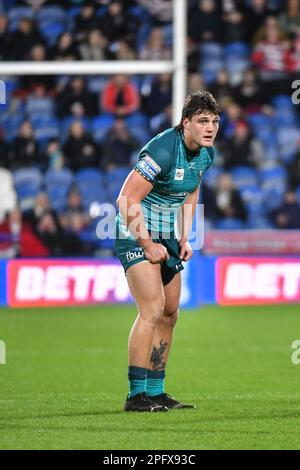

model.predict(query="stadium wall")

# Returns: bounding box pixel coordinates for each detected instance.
[1,256,300,309]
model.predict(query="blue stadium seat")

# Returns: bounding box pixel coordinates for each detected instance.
[296,186,300,205]
[37,6,66,24]
[61,116,91,142]
[8,6,34,31]
[75,168,106,209]
[272,95,294,110]
[14,168,42,201]
[224,42,250,58]
[26,96,54,119]
[248,113,273,131]
[259,166,287,210]
[202,166,223,188]
[277,126,300,163]
[0,113,24,142]
[125,112,149,128]
[239,186,263,217]
[39,22,65,45]
[92,114,115,143]
[247,215,273,229]
[44,168,74,212]
[31,115,59,145]
[200,58,224,84]
[105,167,130,206]
[216,218,245,230]
[231,166,258,190]
[200,42,223,60]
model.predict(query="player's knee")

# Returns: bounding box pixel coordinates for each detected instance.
[140,298,165,325]
[162,308,179,328]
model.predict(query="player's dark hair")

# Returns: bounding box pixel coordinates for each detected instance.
[175,91,221,132]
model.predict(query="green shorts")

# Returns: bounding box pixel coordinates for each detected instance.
[114,233,184,286]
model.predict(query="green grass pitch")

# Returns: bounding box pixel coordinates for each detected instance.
[0,304,299,450]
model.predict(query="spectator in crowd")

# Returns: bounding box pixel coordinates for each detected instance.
[51,32,79,61]
[0,14,11,61]
[10,121,39,169]
[59,186,90,235]
[23,191,83,255]
[287,141,300,189]
[252,16,289,95]
[98,1,138,46]
[23,192,52,228]
[222,1,247,43]
[136,0,173,25]
[78,29,110,61]
[101,74,140,117]
[285,30,300,74]
[187,39,201,73]
[220,101,243,139]
[74,2,99,41]
[63,121,101,172]
[187,73,205,95]
[188,0,222,44]
[210,69,235,109]
[9,18,45,60]
[139,27,171,60]
[0,207,21,258]
[113,40,136,61]
[234,67,266,112]
[101,118,139,170]
[30,43,48,61]
[35,209,83,256]
[0,133,11,169]
[210,173,248,223]
[272,190,300,229]
[220,120,264,169]
[245,0,273,42]
[142,73,172,116]
[149,104,172,135]
[278,0,300,37]
[44,138,65,171]
[56,76,96,117]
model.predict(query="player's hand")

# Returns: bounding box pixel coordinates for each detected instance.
[144,242,169,264]
[179,239,193,262]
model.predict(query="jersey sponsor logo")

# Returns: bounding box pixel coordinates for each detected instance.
[174,168,184,180]
[136,154,161,181]
[125,249,145,263]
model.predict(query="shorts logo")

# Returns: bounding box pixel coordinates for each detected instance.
[199,170,203,177]
[126,249,144,263]
[174,168,184,180]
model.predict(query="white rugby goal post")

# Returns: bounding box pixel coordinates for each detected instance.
[0,0,187,125]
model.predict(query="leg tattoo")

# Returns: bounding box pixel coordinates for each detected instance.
[150,339,168,371]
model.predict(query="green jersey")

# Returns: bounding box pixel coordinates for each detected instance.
[116,127,214,238]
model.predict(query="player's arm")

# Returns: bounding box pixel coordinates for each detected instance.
[116,170,169,264]
[178,186,200,261]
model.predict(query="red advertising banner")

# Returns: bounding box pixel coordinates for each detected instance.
[8,259,131,308]
[217,257,300,305]
[205,230,300,255]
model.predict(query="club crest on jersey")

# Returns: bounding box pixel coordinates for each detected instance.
[174,168,184,180]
